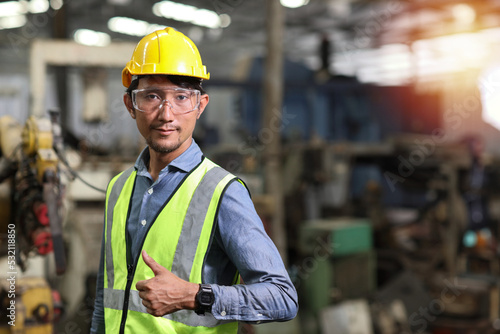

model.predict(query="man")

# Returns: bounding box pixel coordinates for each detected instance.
[91,27,298,333]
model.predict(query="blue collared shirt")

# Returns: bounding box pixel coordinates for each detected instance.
[91,140,298,332]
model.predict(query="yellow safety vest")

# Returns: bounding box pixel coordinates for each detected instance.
[103,157,239,333]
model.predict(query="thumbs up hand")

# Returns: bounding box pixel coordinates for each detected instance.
[136,250,199,317]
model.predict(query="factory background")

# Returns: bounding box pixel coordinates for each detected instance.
[1,0,500,333]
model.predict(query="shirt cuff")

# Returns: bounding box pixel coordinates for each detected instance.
[210,284,280,323]
[210,284,236,319]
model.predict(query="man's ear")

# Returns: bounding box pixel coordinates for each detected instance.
[196,94,209,119]
[123,93,136,119]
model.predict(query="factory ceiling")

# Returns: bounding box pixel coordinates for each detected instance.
[2,0,500,83]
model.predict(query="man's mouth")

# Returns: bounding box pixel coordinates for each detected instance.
[153,126,178,135]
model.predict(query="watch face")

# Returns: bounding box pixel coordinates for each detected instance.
[197,284,214,311]
[200,293,213,304]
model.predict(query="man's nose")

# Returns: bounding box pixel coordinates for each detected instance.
[157,100,174,121]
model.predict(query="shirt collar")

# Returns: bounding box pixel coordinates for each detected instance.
[134,139,203,176]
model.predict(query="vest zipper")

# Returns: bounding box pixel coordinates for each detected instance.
[119,228,156,334]
[119,211,167,334]
[119,264,134,334]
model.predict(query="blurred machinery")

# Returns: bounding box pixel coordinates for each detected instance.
[203,56,500,332]
[0,113,67,333]
[288,138,500,334]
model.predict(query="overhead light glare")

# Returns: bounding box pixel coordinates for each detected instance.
[108,16,165,36]
[0,1,26,17]
[0,0,51,18]
[50,0,63,10]
[280,0,309,9]
[74,29,111,47]
[28,0,50,13]
[220,14,231,28]
[194,9,220,29]
[0,15,27,30]
[153,1,227,29]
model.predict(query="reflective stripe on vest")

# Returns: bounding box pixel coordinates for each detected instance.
[105,166,135,291]
[103,157,238,333]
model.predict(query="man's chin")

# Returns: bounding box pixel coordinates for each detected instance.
[147,139,181,154]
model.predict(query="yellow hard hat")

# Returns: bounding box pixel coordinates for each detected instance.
[122,27,210,87]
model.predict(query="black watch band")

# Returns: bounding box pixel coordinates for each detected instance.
[195,284,214,316]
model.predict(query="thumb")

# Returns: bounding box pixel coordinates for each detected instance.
[142,250,164,276]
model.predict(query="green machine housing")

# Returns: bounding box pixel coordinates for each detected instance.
[299,218,376,314]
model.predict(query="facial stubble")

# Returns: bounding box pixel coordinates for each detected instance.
[146,135,183,154]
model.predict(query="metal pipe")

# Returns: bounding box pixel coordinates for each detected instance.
[262,0,287,264]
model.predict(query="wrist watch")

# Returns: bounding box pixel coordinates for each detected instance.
[195,284,214,315]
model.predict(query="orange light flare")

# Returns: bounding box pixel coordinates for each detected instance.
[405,3,495,80]
[413,27,500,131]
[479,65,500,131]
[413,32,493,79]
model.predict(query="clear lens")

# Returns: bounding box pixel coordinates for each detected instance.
[132,88,200,114]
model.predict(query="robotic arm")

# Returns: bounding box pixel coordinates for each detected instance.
[0,113,66,275]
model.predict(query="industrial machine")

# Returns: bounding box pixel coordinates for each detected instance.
[0,113,67,333]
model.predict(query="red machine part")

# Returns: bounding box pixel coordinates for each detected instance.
[32,230,53,255]
[52,289,64,322]
[33,202,50,226]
